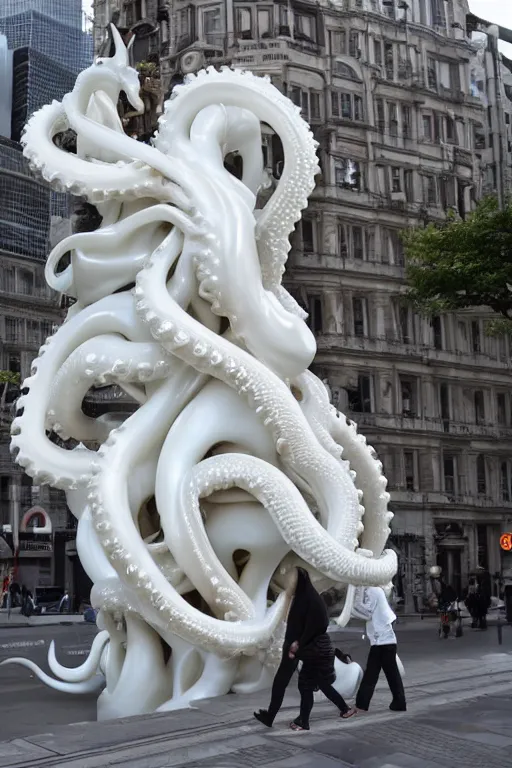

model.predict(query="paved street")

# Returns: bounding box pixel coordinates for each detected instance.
[0,623,511,768]
[0,617,510,767]
[0,622,98,737]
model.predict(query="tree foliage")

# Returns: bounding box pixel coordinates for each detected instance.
[0,371,20,385]
[402,197,512,331]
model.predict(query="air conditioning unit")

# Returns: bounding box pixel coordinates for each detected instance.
[180,50,204,74]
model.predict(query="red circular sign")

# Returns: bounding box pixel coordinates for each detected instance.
[500,533,512,552]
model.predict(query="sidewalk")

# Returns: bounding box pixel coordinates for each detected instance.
[0,610,85,628]
[1,648,511,767]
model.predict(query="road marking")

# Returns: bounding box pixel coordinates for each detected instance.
[0,639,45,650]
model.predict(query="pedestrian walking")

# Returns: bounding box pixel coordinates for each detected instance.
[254,567,355,730]
[353,586,406,713]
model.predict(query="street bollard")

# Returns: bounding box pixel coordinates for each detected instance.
[497,618,503,646]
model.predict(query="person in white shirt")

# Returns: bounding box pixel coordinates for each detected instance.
[353,586,406,712]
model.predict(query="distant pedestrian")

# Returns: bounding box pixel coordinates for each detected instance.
[254,567,355,730]
[353,586,406,713]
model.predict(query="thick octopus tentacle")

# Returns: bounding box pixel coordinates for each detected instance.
[48,631,110,683]
[295,371,393,560]
[187,455,396,585]
[22,102,178,206]
[0,658,104,694]
[135,237,397,583]
[47,335,172,442]
[10,292,150,489]
[87,368,290,656]
[45,203,193,305]
[155,67,319,315]
[156,378,280,621]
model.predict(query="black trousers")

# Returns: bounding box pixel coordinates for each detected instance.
[355,644,406,711]
[297,681,349,728]
[267,653,299,722]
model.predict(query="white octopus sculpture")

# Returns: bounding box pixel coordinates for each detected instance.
[3,28,397,719]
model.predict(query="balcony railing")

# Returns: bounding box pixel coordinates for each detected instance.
[316,333,512,370]
[344,411,512,439]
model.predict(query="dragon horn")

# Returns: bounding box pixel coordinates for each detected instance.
[110,24,128,67]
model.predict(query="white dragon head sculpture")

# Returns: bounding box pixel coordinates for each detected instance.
[2,32,396,719]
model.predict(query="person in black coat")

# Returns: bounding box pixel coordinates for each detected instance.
[254,567,356,730]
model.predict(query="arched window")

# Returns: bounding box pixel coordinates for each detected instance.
[26,513,45,529]
[334,61,358,80]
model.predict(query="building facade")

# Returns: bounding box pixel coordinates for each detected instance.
[96,0,512,607]
[0,0,92,594]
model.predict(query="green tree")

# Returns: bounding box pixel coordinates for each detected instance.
[0,371,20,386]
[402,196,512,332]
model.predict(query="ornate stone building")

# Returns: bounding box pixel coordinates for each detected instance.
[90,0,512,608]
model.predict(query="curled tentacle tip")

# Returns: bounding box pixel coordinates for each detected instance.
[385,511,394,522]
[356,521,365,534]
[358,504,365,517]
[357,489,364,502]
[349,470,357,481]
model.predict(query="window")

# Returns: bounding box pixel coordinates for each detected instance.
[374,38,382,66]
[258,8,271,37]
[384,41,394,79]
[400,376,417,417]
[292,87,322,121]
[443,454,455,494]
[352,297,368,337]
[423,174,437,205]
[449,62,461,91]
[202,5,222,42]
[348,374,373,413]
[440,382,450,423]
[338,225,348,257]
[332,92,364,121]
[388,102,398,137]
[475,454,487,494]
[422,114,433,141]
[399,306,412,344]
[383,229,404,266]
[27,319,39,343]
[301,219,315,252]
[402,105,412,138]
[124,0,143,27]
[349,30,359,58]
[404,451,416,491]
[497,393,508,426]
[427,57,437,90]
[375,98,384,131]
[341,93,352,119]
[391,167,402,193]
[501,462,510,502]
[446,116,455,143]
[18,269,33,294]
[335,160,363,190]
[236,7,252,38]
[295,12,316,41]
[354,95,363,122]
[474,390,485,424]
[331,29,347,54]
[310,92,321,120]
[474,124,486,150]
[404,169,413,200]
[5,317,17,342]
[307,295,323,333]
[432,316,443,349]
[471,320,481,353]
[352,226,363,260]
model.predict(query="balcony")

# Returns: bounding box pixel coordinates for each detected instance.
[289,252,405,279]
[232,38,320,69]
[316,333,512,372]
[389,489,511,509]
[344,410,512,440]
